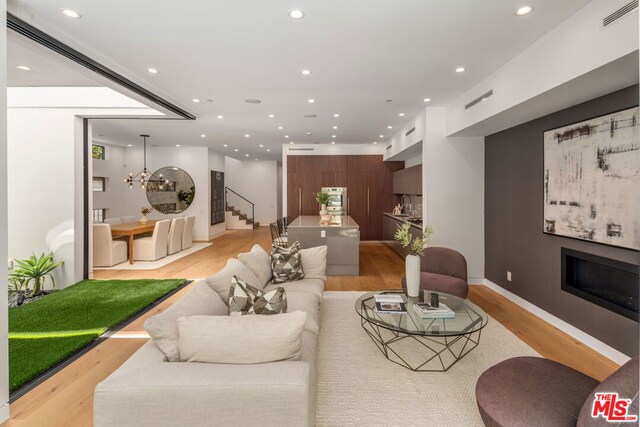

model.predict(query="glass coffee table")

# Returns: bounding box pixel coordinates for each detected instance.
[354,290,488,371]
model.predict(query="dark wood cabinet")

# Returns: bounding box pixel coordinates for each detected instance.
[287,155,403,240]
[392,164,422,195]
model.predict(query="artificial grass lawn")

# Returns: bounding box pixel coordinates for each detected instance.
[9,279,185,392]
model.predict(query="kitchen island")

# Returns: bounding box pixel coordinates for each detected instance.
[287,215,360,276]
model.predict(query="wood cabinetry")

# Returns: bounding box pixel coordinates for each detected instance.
[287,155,403,240]
[392,164,422,195]
[383,214,423,258]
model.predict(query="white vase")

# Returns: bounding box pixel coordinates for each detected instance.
[405,254,421,297]
[140,214,148,224]
[319,204,328,216]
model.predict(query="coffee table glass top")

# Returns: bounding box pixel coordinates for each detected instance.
[354,290,488,337]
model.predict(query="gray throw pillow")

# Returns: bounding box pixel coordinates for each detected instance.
[228,275,287,315]
[271,242,305,284]
[249,287,288,315]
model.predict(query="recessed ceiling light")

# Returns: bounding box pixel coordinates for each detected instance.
[373,141,378,145]
[245,154,249,157]
[515,6,533,16]
[200,134,206,138]
[192,98,200,103]
[244,134,250,138]
[423,98,432,103]
[332,126,338,130]
[331,135,336,138]
[217,115,223,119]
[245,99,261,104]
[278,126,284,130]
[259,144,264,147]
[266,149,271,152]
[379,135,384,138]
[223,144,228,147]
[308,99,316,103]
[127,144,132,147]
[147,68,159,74]
[306,132,313,135]
[387,126,393,129]
[255,159,258,161]
[455,67,466,73]
[268,114,275,118]
[290,141,295,145]
[398,113,405,117]
[61,9,81,18]
[285,135,290,138]
[15,65,31,71]
[301,69,312,76]
[331,141,335,145]
[288,9,305,19]
[333,113,340,118]
[176,144,181,147]
[234,148,239,152]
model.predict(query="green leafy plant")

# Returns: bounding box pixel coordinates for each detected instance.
[315,191,330,205]
[9,253,64,296]
[141,206,153,215]
[178,186,195,205]
[394,223,433,256]
[8,275,28,294]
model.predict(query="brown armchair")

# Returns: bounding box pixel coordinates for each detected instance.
[401,247,469,299]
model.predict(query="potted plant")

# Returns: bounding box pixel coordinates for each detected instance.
[394,223,433,297]
[140,206,153,223]
[177,186,196,207]
[9,252,64,297]
[8,275,28,306]
[315,191,331,218]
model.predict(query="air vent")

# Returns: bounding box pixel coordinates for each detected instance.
[288,148,314,151]
[303,114,318,118]
[603,0,638,28]
[386,145,392,150]
[465,90,494,110]
[405,127,416,137]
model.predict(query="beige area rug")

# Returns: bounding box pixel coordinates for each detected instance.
[94,242,212,270]
[316,291,540,426]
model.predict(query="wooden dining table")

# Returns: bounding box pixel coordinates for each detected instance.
[110,220,157,264]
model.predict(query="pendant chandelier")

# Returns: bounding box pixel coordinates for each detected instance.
[124,134,169,189]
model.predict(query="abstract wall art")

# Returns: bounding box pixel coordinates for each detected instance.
[543,106,640,250]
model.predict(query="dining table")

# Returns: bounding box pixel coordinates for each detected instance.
[110,220,157,264]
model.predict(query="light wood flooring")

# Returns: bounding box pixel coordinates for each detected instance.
[2,226,619,426]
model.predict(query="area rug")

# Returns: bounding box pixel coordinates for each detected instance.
[94,242,211,270]
[316,291,540,426]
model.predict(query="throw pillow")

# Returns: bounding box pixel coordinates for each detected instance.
[177,311,307,364]
[238,244,272,286]
[143,280,227,362]
[205,258,264,305]
[299,245,328,280]
[271,242,305,284]
[228,275,263,315]
[248,286,288,315]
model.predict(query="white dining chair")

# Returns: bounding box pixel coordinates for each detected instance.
[133,220,171,261]
[104,218,123,225]
[182,216,195,250]
[122,215,137,224]
[167,217,185,255]
[93,224,128,267]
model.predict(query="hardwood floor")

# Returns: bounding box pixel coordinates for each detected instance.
[3,227,619,426]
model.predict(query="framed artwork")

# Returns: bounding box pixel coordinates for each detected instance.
[543,106,639,250]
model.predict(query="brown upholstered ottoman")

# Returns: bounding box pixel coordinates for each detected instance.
[475,357,599,427]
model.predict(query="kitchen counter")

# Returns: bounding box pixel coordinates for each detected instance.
[288,216,360,276]
[382,212,422,229]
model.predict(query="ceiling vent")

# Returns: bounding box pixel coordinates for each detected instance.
[288,147,314,151]
[304,114,318,118]
[603,0,638,28]
[465,90,494,110]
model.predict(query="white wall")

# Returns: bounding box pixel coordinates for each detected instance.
[423,107,485,281]
[225,156,278,225]
[0,5,9,422]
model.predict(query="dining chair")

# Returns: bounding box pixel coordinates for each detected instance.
[104,218,123,225]
[93,224,128,267]
[270,222,288,248]
[277,218,287,237]
[133,220,171,261]
[182,216,195,250]
[167,217,185,255]
[122,215,137,224]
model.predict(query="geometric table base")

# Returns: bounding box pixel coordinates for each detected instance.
[361,317,482,372]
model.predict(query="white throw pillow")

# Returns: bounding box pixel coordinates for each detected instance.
[238,244,272,285]
[205,258,264,304]
[144,281,227,362]
[177,311,307,364]
[299,245,328,280]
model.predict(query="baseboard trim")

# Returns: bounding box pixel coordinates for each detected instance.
[0,402,9,423]
[482,278,630,365]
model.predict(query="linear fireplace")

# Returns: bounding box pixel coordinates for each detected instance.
[561,248,639,322]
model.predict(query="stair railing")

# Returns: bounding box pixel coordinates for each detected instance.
[225,187,255,224]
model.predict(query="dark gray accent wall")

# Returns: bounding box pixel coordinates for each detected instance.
[485,85,639,356]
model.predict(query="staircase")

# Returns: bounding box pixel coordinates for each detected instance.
[225,187,260,230]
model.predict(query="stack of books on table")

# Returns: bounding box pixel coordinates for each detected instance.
[413,302,455,319]
[374,294,407,314]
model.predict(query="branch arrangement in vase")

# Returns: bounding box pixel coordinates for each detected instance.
[394,222,433,256]
[315,191,330,205]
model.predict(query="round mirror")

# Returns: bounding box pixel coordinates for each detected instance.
[146,167,196,214]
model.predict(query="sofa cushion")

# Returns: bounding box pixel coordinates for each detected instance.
[228,276,263,315]
[238,244,272,286]
[271,242,305,284]
[248,287,288,315]
[286,292,320,335]
[177,311,307,364]
[206,258,264,304]
[299,245,328,281]
[144,281,227,362]
[264,278,325,302]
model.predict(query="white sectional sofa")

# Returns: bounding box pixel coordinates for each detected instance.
[94,244,326,427]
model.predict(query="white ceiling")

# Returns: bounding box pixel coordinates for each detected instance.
[8,0,592,160]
